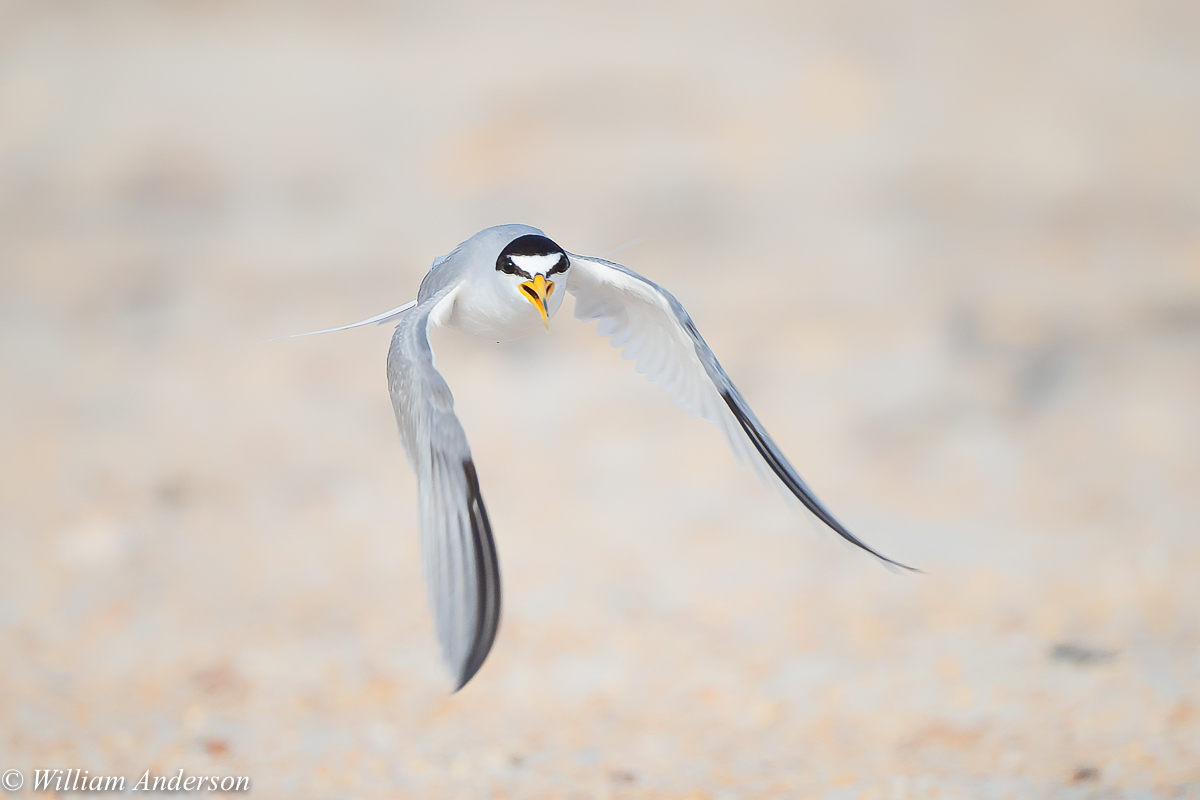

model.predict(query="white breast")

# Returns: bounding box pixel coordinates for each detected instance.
[442,274,567,341]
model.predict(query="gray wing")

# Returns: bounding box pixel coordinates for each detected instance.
[566,254,915,572]
[387,288,501,690]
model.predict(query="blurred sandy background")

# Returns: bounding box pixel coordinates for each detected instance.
[2,0,1199,797]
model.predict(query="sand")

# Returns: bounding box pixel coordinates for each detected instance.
[2,1,1198,796]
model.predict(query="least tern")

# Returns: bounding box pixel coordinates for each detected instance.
[282,224,914,690]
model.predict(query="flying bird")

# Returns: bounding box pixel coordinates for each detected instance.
[281,224,914,690]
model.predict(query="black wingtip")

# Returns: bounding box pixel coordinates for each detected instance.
[452,459,502,692]
[878,555,923,574]
[719,389,921,574]
[805,498,923,574]
[802,504,923,574]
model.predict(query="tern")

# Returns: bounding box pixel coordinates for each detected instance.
[281,224,914,690]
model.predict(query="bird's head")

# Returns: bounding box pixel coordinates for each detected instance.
[495,233,570,331]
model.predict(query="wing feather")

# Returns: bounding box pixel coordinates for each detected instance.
[266,300,417,341]
[566,254,915,572]
[387,288,503,690]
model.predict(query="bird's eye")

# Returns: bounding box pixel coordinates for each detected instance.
[497,257,517,275]
[547,255,569,276]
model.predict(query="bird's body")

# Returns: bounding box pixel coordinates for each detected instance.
[283,224,913,691]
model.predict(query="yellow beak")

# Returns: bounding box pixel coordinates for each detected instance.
[519,274,555,332]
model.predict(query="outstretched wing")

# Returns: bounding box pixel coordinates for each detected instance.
[566,254,915,572]
[387,288,502,690]
[265,300,418,342]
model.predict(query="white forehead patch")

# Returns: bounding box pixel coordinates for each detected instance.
[510,253,562,274]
